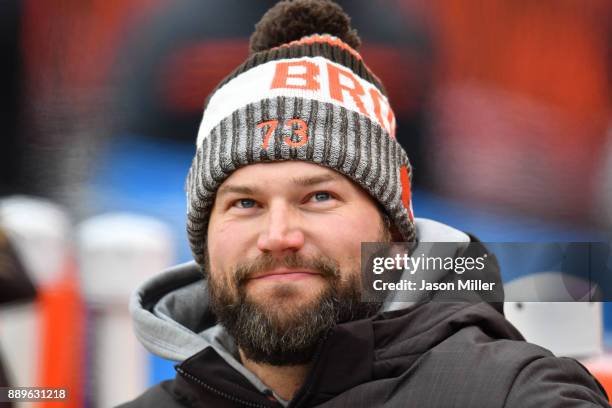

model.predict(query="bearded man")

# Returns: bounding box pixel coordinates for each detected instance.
[119,1,610,407]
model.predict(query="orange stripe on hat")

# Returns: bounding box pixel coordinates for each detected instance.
[400,165,414,221]
[276,34,363,61]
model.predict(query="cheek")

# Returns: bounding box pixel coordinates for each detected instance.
[207,220,255,278]
[313,213,380,267]
[207,221,234,279]
[206,234,239,299]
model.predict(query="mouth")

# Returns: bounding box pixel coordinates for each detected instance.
[249,268,322,281]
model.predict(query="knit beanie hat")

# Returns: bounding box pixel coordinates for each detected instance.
[186,0,415,268]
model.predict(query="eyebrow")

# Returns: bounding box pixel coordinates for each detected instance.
[217,172,340,197]
[290,173,339,187]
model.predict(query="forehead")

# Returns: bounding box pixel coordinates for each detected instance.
[220,161,348,187]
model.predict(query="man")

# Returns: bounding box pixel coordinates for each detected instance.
[120,1,610,406]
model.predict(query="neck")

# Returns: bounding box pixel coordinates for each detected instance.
[239,349,311,402]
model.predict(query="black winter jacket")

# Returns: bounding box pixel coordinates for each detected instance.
[119,219,610,407]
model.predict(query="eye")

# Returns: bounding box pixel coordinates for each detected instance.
[310,191,333,202]
[233,198,257,209]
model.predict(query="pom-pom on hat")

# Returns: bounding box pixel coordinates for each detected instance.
[186,0,415,269]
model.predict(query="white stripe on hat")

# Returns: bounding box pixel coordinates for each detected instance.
[197,56,396,145]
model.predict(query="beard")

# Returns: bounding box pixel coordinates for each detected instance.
[207,251,382,366]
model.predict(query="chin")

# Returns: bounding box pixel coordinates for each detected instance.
[247,281,327,305]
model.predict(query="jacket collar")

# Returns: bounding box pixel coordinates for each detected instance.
[177,314,377,407]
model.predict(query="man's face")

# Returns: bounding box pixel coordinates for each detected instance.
[206,161,388,364]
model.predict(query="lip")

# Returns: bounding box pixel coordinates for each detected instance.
[250,268,322,281]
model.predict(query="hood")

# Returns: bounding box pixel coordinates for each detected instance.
[129,218,505,363]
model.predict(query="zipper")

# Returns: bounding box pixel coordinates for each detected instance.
[176,366,276,408]
[287,331,330,408]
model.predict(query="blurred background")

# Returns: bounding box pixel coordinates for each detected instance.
[0,0,611,406]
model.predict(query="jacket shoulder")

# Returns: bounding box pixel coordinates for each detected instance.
[115,380,187,408]
[504,355,610,407]
[431,336,609,407]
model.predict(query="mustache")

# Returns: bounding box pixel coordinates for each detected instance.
[233,253,340,285]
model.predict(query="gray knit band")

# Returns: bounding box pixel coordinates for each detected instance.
[186,96,415,268]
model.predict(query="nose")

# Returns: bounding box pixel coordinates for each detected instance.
[256,201,305,254]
